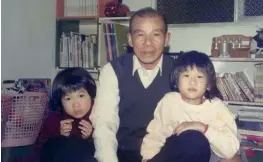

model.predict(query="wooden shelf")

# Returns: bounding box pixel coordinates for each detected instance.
[224,101,263,106]
[57,16,98,21]
[210,57,263,62]
[56,16,130,22]
[99,16,130,23]
[56,67,100,73]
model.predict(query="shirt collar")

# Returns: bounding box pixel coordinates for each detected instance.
[132,55,163,76]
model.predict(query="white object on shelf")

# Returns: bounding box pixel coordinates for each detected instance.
[224,101,263,106]
[210,57,263,62]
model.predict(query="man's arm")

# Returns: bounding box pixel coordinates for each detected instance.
[141,95,174,160]
[90,63,120,162]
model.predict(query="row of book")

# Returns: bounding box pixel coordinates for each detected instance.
[103,23,129,62]
[217,71,255,102]
[59,32,98,68]
[64,0,97,17]
[236,108,263,152]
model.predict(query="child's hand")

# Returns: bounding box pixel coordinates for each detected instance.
[78,120,93,139]
[60,119,74,137]
[174,121,206,136]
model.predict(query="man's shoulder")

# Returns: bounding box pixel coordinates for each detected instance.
[110,53,133,66]
[163,54,174,60]
[163,54,175,63]
[162,54,175,71]
[109,54,133,76]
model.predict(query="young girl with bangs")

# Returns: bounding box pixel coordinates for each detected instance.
[141,51,240,162]
[37,67,97,162]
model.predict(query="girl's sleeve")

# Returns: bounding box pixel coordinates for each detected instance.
[35,111,61,151]
[204,101,240,159]
[140,94,174,160]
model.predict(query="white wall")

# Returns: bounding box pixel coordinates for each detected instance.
[168,21,262,54]
[167,20,263,79]
[1,0,56,81]
[1,0,262,83]
[1,0,154,82]
[123,0,154,11]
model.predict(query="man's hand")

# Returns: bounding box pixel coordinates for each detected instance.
[174,121,206,135]
[60,119,74,137]
[78,120,93,139]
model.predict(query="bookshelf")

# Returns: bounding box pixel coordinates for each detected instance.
[55,18,99,69]
[55,0,131,73]
[213,58,263,107]
[215,60,262,153]
[221,61,263,153]
[55,0,101,73]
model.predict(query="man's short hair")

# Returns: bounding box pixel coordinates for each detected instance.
[129,7,168,33]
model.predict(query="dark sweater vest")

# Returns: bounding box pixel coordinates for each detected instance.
[111,53,174,150]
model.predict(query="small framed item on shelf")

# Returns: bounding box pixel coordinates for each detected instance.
[211,35,252,58]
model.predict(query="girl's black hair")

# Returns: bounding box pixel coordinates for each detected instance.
[49,67,97,111]
[170,51,222,100]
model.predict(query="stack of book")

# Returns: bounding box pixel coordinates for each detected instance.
[236,109,263,153]
[59,32,98,68]
[217,71,254,102]
[63,0,97,17]
[103,23,129,62]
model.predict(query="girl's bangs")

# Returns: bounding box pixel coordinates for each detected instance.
[60,82,86,96]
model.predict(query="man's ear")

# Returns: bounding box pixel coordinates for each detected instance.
[165,32,171,47]
[127,33,133,47]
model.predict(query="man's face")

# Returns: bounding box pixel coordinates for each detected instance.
[128,15,170,69]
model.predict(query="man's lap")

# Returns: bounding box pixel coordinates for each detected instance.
[118,130,211,162]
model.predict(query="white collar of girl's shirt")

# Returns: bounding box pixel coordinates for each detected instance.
[132,54,163,76]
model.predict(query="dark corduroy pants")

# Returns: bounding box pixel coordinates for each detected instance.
[40,136,96,162]
[118,130,211,162]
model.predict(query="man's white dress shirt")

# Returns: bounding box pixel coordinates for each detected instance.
[90,55,163,162]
